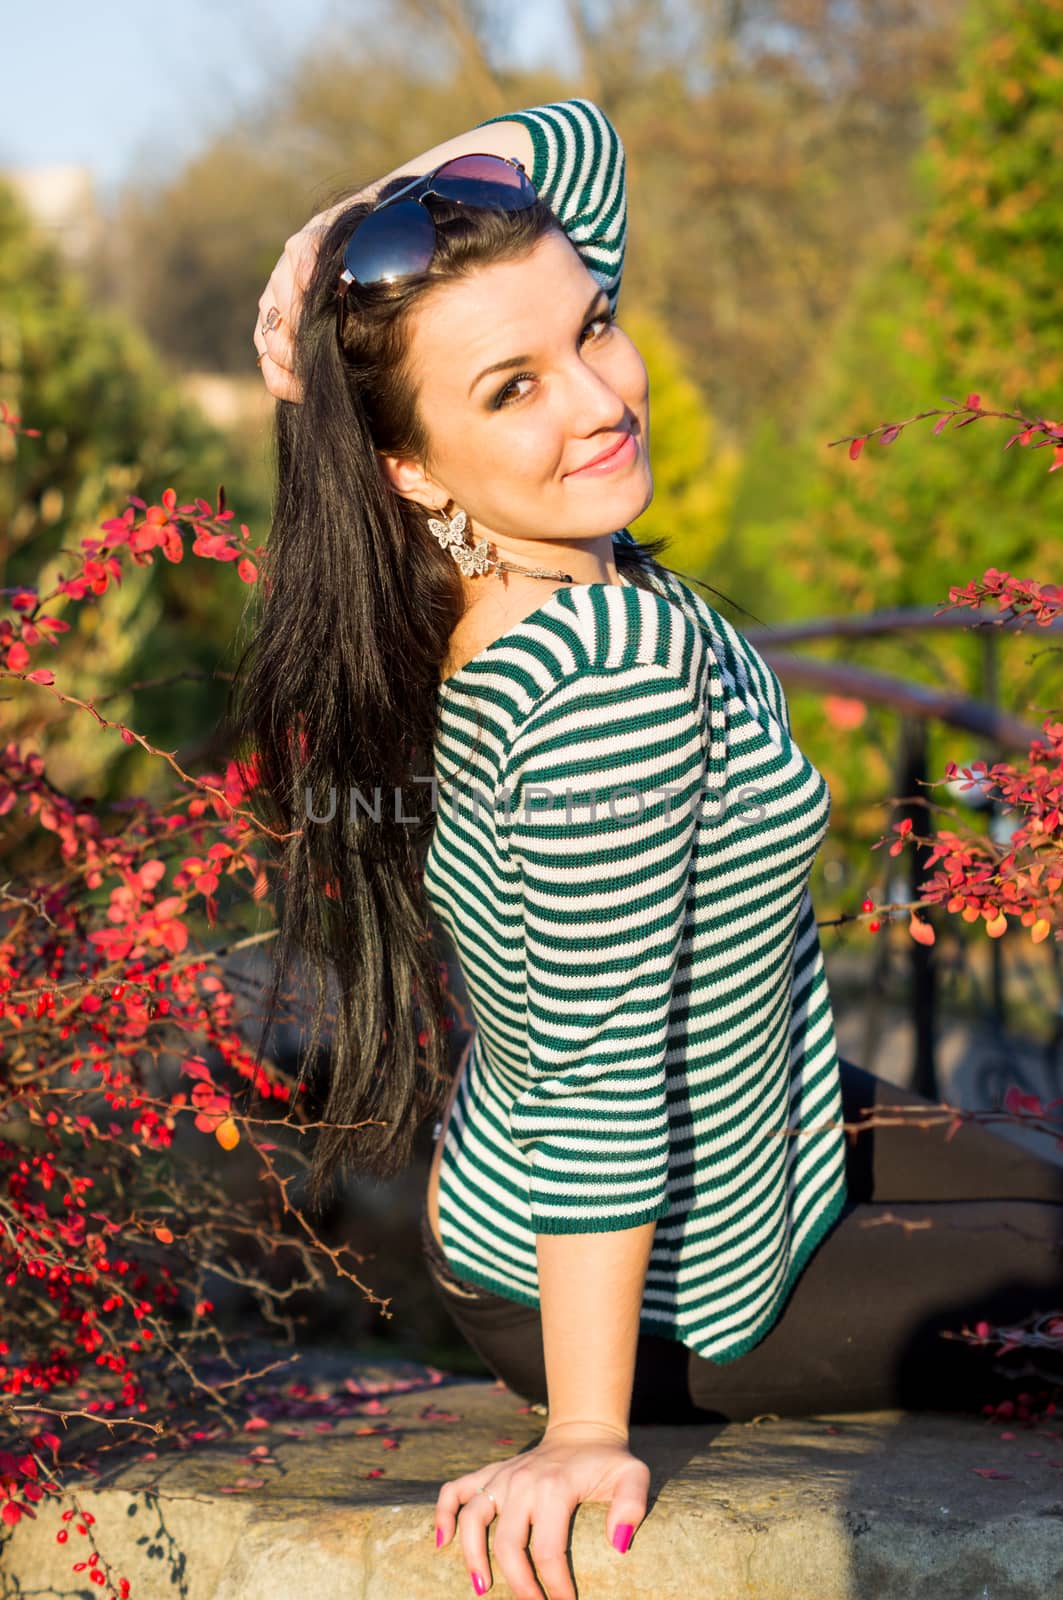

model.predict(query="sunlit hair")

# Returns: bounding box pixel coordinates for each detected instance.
[224,177,673,1217]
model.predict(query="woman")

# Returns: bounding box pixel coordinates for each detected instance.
[242,98,1062,1598]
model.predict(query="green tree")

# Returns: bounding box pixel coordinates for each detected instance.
[711,0,1063,846]
[774,0,1063,623]
[0,182,254,801]
[624,305,740,575]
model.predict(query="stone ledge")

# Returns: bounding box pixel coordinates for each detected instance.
[2,1349,1061,1599]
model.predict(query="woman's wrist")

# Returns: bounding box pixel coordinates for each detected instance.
[541,1417,630,1445]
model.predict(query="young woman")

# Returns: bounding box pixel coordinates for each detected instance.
[243,99,1061,1598]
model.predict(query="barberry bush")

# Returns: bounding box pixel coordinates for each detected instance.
[1,386,1060,1591]
[0,403,460,1592]
[840,390,1063,1384]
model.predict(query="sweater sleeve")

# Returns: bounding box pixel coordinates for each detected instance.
[475,97,627,314]
[498,658,707,1235]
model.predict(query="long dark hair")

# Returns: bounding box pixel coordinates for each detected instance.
[225,175,674,1216]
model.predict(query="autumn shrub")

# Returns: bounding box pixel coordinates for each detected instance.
[0,390,1060,1591]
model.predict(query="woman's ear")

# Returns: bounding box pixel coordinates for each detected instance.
[376,448,444,513]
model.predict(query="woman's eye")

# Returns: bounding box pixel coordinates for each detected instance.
[493,372,535,409]
[492,311,614,409]
[583,311,614,341]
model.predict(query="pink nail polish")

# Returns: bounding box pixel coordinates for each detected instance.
[471,1572,487,1595]
[435,1526,444,1548]
[612,1522,634,1553]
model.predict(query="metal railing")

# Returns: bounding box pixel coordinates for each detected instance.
[740,605,1059,1099]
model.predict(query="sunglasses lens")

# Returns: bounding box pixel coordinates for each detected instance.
[430,154,536,210]
[342,199,437,286]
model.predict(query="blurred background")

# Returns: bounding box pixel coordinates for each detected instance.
[4,0,1062,1367]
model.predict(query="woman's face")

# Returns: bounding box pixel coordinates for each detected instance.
[380,228,653,556]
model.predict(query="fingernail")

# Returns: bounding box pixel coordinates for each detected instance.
[471,1573,487,1595]
[612,1523,634,1553]
[435,1526,444,1549]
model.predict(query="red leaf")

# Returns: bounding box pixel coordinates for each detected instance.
[932,416,951,435]
[848,437,865,461]
[880,425,902,446]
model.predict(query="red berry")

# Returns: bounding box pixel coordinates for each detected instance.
[868,919,881,933]
[861,898,874,913]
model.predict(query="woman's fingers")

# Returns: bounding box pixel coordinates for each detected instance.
[493,1496,562,1600]
[435,1443,643,1595]
[253,343,303,404]
[522,1500,578,1600]
[438,1478,499,1593]
[254,288,297,400]
[455,1484,501,1595]
[253,225,327,402]
[606,1459,651,1553]
[258,307,296,378]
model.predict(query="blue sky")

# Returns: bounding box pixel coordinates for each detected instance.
[3,0,567,204]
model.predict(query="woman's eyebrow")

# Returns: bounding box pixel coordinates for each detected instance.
[467,288,610,397]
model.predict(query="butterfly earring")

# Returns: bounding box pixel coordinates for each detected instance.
[426,502,574,583]
[427,504,492,578]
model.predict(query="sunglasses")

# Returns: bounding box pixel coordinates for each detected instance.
[335,153,537,320]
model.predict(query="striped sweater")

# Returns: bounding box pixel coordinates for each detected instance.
[421,98,848,1365]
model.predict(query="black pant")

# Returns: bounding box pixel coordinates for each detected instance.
[420,1058,1063,1423]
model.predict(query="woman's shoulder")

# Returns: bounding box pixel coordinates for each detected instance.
[646,560,793,732]
[498,576,712,741]
[436,545,720,769]
[567,575,703,662]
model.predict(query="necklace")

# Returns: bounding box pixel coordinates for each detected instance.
[492,555,574,582]
[428,505,574,582]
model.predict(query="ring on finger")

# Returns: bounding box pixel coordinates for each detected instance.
[474,1485,498,1511]
[260,306,282,336]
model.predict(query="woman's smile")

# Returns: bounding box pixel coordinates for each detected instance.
[563,430,638,479]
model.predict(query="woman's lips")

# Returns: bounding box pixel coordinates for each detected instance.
[565,431,637,477]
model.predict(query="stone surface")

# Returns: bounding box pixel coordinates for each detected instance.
[2,1348,1061,1599]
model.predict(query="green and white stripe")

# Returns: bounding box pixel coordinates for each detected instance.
[423,101,849,1366]
[476,97,627,313]
[425,565,849,1365]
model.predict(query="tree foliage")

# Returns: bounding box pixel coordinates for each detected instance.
[96,0,963,438]
[0,183,246,805]
[623,305,740,575]
[773,0,1063,621]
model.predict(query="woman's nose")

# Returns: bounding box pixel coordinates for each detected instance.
[566,356,630,429]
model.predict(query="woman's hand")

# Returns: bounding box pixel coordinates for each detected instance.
[254,204,344,403]
[434,1419,649,1598]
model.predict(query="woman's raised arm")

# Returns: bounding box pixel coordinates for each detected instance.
[253,118,536,401]
[254,96,627,402]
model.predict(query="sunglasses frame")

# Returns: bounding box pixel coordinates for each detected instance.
[334,153,536,335]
